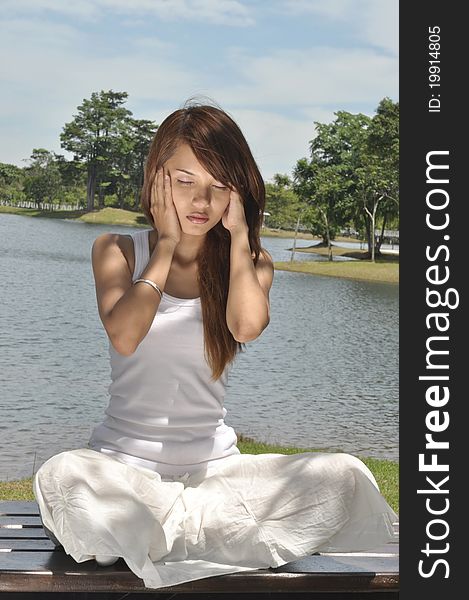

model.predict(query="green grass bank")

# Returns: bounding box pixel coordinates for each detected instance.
[0,436,399,514]
[0,206,364,243]
[1,207,398,283]
[275,258,399,284]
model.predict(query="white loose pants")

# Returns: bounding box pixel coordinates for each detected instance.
[33,448,398,589]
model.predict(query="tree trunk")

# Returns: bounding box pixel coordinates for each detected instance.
[364,195,383,263]
[98,184,105,209]
[377,212,388,256]
[290,213,301,262]
[325,218,332,262]
[319,207,333,261]
[86,164,97,212]
[134,163,144,209]
[364,220,372,257]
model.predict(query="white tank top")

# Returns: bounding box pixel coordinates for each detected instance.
[88,229,240,475]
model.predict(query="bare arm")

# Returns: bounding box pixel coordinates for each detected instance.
[92,167,181,355]
[226,227,274,343]
[92,233,177,355]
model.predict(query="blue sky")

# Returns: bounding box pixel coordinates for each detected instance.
[0,0,398,181]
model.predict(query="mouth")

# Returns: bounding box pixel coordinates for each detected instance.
[186,215,209,224]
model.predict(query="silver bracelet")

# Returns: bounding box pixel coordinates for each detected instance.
[133,278,163,299]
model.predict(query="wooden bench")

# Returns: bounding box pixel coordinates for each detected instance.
[0,501,399,598]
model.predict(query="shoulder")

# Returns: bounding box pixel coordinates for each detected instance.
[255,247,274,269]
[91,232,134,275]
[254,247,274,293]
[259,247,273,263]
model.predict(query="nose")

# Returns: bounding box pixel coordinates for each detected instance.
[191,184,211,208]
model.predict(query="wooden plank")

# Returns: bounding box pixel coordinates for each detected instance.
[0,549,398,573]
[0,502,39,515]
[0,566,399,594]
[0,517,43,526]
[0,539,57,550]
[0,529,47,539]
[0,501,399,594]
[274,554,398,574]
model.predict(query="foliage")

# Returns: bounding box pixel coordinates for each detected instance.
[23,149,63,207]
[60,90,157,211]
[292,99,399,259]
[1,94,397,227]
[0,162,26,204]
[264,173,302,229]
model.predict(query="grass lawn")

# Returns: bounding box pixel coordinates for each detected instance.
[275,260,398,284]
[1,207,367,244]
[0,436,399,515]
[0,205,150,227]
[275,243,399,284]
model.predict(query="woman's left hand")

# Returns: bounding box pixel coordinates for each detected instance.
[222,189,248,234]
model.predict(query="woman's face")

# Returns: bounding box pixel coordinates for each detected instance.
[164,143,232,235]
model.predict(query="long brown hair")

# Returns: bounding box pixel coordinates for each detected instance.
[141,99,266,381]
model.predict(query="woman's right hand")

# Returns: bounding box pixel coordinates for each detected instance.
[150,167,182,247]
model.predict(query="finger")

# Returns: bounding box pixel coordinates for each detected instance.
[151,168,160,207]
[156,167,165,206]
[163,170,171,207]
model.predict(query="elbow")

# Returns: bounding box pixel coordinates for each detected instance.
[109,332,138,356]
[231,317,270,343]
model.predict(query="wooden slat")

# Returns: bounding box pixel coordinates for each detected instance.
[0,539,57,550]
[0,565,399,594]
[0,501,399,594]
[0,528,47,539]
[0,516,43,526]
[0,501,39,515]
[274,554,399,574]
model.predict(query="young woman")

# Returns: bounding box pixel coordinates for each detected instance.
[33,100,398,590]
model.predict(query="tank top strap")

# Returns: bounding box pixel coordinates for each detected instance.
[130,229,151,281]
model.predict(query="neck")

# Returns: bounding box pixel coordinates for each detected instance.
[173,232,206,266]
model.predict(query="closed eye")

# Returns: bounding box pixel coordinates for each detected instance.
[177,179,193,185]
[213,185,229,191]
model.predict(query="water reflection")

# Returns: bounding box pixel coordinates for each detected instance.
[0,215,398,480]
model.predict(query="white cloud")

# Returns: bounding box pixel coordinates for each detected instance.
[231,107,336,180]
[273,0,399,56]
[359,0,399,56]
[213,46,397,107]
[280,0,356,20]
[1,0,255,26]
[0,2,398,176]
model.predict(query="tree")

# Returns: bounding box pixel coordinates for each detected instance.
[60,90,132,211]
[264,174,302,229]
[292,111,369,260]
[365,98,399,257]
[127,118,158,209]
[23,149,62,208]
[293,158,349,260]
[293,102,399,261]
[0,163,25,205]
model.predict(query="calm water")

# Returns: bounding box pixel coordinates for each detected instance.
[0,214,398,480]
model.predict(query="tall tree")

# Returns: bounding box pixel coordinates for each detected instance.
[264,173,302,229]
[0,163,24,205]
[23,149,62,208]
[293,103,399,260]
[60,90,132,211]
[365,98,399,257]
[128,118,158,209]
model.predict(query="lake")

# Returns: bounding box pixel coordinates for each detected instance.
[0,214,398,481]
